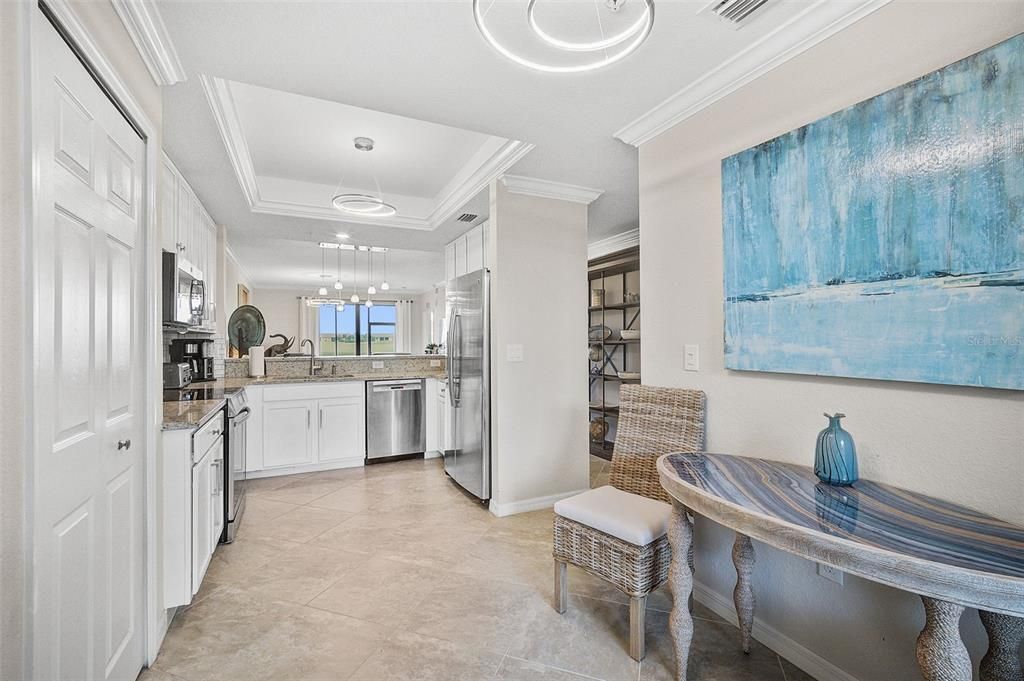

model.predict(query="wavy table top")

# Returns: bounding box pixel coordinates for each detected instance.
[658,452,1024,615]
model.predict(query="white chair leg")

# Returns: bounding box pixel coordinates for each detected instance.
[554,559,568,614]
[630,595,648,661]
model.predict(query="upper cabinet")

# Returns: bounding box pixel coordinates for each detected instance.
[161,153,218,329]
[445,221,488,282]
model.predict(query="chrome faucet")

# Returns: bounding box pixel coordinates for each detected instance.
[300,338,323,376]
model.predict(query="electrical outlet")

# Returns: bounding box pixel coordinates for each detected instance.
[372,361,384,369]
[684,344,700,371]
[430,359,441,367]
[817,563,844,585]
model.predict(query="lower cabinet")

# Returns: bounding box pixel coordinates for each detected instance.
[318,395,365,463]
[263,399,315,468]
[258,382,366,472]
[162,411,224,609]
[190,448,213,594]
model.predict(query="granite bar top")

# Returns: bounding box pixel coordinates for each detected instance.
[161,372,445,431]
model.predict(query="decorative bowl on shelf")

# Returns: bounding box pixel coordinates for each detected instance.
[589,344,602,362]
[588,324,612,341]
[589,418,609,443]
[617,371,640,380]
[620,329,640,341]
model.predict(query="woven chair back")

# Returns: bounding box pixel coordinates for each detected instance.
[608,385,706,503]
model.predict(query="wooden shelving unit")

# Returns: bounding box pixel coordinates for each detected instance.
[588,246,640,461]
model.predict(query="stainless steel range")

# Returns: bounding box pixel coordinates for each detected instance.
[224,390,250,542]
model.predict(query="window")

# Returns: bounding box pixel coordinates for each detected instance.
[319,302,397,356]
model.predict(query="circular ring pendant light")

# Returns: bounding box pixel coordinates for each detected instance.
[473,0,654,74]
[332,137,398,217]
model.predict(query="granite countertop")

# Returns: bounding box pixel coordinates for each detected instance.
[161,372,445,431]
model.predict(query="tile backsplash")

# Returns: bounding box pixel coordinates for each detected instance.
[224,355,445,378]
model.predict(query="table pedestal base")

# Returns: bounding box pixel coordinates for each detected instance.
[916,598,971,681]
[979,611,1024,681]
[667,501,693,681]
[732,534,756,654]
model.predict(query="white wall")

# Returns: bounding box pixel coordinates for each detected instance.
[638,3,1024,679]
[489,180,590,514]
[252,288,302,343]
[218,237,253,340]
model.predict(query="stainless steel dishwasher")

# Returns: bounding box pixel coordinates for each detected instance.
[365,379,426,461]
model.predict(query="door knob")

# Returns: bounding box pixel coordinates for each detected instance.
[117,439,132,451]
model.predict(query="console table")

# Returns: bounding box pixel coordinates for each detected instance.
[657,452,1024,681]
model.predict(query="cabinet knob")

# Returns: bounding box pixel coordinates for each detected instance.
[117,439,132,451]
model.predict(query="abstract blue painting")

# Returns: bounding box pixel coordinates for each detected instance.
[722,34,1024,390]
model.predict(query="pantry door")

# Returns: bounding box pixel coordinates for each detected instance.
[31,9,146,681]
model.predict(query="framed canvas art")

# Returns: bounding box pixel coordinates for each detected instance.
[722,34,1023,390]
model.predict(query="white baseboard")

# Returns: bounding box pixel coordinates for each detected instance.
[424,450,442,460]
[489,488,590,517]
[692,580,861,681]
[246,456,365,479]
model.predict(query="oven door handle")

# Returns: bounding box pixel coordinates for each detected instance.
[231,406,252,424]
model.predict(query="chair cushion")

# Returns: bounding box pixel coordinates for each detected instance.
[554,485,672,546]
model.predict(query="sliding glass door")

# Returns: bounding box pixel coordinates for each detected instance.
[319,302,397,356]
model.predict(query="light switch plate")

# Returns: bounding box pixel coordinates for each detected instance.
[430,359,441,367]
[506,344,524,362]
[372,361,384,369]
[817,563,844,585]
[684,344,700,371]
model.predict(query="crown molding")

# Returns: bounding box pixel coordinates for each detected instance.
[613,0,893,147]
[200,75,261,208]
[500,175,604,204]
[588,228,639,260]
[201,74,533,231]
[110,0,186,86]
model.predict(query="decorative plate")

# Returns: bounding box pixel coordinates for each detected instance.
[588,324,612,342]
[228,305,266,356]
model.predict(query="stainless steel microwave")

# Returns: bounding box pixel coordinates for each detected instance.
[162,252,205,328]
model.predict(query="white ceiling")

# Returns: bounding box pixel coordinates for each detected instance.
[156,0,872,288]
[234,80,497,195]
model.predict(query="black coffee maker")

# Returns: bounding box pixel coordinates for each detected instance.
[169,339,215,382]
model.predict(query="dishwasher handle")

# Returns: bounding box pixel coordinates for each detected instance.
[370,381,423,393]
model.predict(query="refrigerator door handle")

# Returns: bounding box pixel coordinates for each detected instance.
[451,312,463,407]
[446,307,457,407]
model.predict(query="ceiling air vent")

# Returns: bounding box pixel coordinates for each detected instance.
[456,213,478,223]
[699,0,771,28]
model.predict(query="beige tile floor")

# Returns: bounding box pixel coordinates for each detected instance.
[142,456,817,681]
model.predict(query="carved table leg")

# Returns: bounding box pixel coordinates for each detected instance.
[686,510,695,613]
[732,534,756,654]
[916,597,971,681]
[667,501,694,681]
[979,610,1024,681]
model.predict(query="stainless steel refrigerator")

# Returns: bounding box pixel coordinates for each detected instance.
[444,269,491,500]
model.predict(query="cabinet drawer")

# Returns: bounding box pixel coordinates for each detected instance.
[192,410,224,463]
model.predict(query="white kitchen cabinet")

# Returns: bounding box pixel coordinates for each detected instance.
[444,241,456,283]
[191,447,213,595]
[262,399,315,469]
[445,222,487,282]
[424,378,439,457]
[256,382,366,474]
[161,410,224,609]
[160,158,178,254]
[318,395,365,464]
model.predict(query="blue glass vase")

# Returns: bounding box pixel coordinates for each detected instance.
[814,413,858,486]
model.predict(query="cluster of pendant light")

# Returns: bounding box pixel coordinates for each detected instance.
[473,0,654,74]
[313,242,390,311]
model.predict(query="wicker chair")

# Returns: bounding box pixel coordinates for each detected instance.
[553,385,706,661]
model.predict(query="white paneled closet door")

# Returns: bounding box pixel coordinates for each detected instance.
[31,12,146,681]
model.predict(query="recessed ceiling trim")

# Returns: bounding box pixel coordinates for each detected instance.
[201,74,533,231]
[501,174,604,204]
[200,75,261,208]
[110,0,186,86]
[613,0,893,147]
